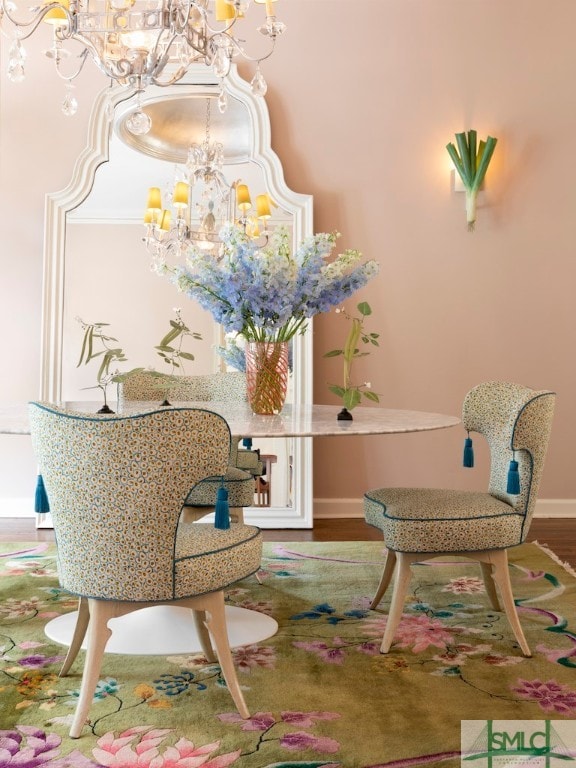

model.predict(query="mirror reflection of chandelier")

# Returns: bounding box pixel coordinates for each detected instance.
[0,0,285,131]
[143,97,274,261]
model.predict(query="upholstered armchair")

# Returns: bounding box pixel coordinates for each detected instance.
[29,402,263,738]
[364,381,555,657]
[119,371,263,522]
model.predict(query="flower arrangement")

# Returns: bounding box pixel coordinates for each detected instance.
[154,223,379,343]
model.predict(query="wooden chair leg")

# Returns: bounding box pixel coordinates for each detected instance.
[371,549,397,609]
[69,599,115,739]
[60,596,90,677]
[192,609,217,662]
[381,553,417,653]
[488,550,531,657]
[480,562,501,611]
[201,591,249,719]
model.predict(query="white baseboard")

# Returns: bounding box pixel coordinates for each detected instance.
[2,497,576,522]
[313,498,576,519]
[0,498,35,517]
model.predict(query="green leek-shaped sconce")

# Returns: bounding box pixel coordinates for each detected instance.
[446,130,497,231]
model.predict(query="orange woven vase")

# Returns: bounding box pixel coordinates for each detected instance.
[245,341,289,415]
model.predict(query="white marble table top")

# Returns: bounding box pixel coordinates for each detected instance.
[1,401,460,438]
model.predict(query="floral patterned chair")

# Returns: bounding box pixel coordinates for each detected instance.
[364,382,556,657]
[29,402,263,738]
[119,371,263,522]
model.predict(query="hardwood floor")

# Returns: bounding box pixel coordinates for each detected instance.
[1,517,576,568]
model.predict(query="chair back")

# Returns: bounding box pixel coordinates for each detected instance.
[28,402,231,601]
[462,382,555,530]
[119,371,247,404]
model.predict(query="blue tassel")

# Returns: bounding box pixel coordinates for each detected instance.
[34,474,50,513]
[242,438,253,449]
[507,460,521,495]
[214,485,230,530]
[463,435,474,468]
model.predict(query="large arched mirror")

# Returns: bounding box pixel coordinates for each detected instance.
[40,65,314,528]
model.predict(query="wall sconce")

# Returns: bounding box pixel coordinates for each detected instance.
[446,130,497,231]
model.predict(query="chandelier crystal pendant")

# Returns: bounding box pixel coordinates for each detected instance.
[0,0,285,131]
[143,97,275,265]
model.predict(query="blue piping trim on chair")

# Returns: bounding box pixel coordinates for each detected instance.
[511,391,555,542]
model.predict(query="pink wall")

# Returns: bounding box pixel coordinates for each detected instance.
[1,0,574,509]
[255,0,575,502]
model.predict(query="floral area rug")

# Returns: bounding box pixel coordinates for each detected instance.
[1,540,576,768]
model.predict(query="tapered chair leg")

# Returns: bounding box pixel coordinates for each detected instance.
[192,609,217,662]
[479,562,501,611]
[60,597,90,677]
[371,549,397,609]
[489,550,531,657]
[69,600,115,739]
[381,553,417,653]
[201,592,249,719]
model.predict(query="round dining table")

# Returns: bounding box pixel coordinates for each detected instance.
[1,400,460,655]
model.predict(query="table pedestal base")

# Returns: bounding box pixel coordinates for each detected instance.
[45,605,278,656]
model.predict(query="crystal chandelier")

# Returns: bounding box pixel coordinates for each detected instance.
[0,0,285,131]
[143,97,274,262]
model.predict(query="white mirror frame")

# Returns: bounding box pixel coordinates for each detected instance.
[40,65,314,528]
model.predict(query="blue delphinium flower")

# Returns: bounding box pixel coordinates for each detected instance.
[157,224,378,343]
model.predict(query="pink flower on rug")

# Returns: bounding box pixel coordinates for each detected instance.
[280,711,340,727]
[218,712,276,731]
[17,653,65,668]
[356,641,381,656]
[292,640,346,664]
[0,726,62,765]
[512,678,576,714]
[233,644,276,672]
[93,727,240,766]
[442,576,485,594]
[535,641,576,664]
[433,642,492,663]
[2,560,56,577]
[391,615,459,653]
[234,599,274,616]
[0,597,42,619]
[280,731,340,753]
[363,614,459,653]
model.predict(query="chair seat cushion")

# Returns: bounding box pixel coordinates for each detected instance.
[174,522,262,598]
[364,487,524,553]
[186,466,255,508]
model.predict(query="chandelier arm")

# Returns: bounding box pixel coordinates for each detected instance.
[52,47,90,81]
[1,2,71,39]
[146,29,183,78]
[214,31,277,65]
[74,38,135,81]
